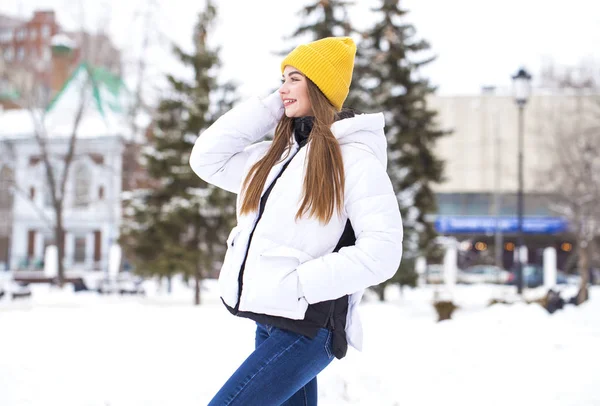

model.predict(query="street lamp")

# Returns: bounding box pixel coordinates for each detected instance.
[512,67,532,294]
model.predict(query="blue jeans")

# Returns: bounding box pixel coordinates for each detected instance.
[208,323,335,405]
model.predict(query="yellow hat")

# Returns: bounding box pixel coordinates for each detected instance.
[281,36,356,110]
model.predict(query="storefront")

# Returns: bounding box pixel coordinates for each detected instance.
[433,193,573,270]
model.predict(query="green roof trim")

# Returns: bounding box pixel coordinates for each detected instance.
[46,62,129,117]
[51,44,73,55]
[0,89,20,101]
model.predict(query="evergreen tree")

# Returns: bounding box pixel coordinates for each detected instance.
[276,0,357,68]
[290,0,355,40]
[358,0,446,299]
[121,1,237,304]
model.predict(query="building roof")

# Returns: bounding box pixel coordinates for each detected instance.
[0,62,148,141]
[50,33,77,49]
[0,14,25,29]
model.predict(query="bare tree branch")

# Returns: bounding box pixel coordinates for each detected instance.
[58,69,92,203]
[538,59,600,303]
[9,183,54,233]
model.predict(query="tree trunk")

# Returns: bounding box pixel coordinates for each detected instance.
[375,284,386,301]
[194,265,201,306]
[577,240,590,305]
[55,206,65,287]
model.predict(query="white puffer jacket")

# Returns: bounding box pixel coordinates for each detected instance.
[190,91,403,351]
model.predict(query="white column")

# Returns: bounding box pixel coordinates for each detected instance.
[543,247,557,290]
[10,225,25,270]
[64,232,75,269]
[35,231,44,263]
[108,244,121,279]
[443,245,458,295]
[85,231,94,270]
[44,245,58,278]
[102,223,112,272]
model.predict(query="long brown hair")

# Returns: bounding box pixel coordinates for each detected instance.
[239,79,345,224]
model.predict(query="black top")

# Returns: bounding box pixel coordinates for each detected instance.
[224,112,357,359]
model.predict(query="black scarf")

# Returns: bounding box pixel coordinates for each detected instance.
[292,109,356,148]
[293,116,314,147]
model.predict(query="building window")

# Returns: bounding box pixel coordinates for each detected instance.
[73,162,91,207]
[74,236,86,263]
[16,29,25,41]
[29,156,41,166]
[94,231,102,263]
[4,47,14,61]
[27,230,36,258]
[16,46,24,61]
[30,29,37,40]
[0,30,12,42]
[41,25,50,38]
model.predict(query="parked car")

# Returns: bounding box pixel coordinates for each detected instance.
[0,280,32,300]
[458,265,510,284]
[506,264,568,288]
[96,273,145,295]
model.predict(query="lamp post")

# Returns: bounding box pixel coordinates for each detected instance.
[512,67,532,295]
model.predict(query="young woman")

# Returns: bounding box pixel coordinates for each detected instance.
[190,36,403,406]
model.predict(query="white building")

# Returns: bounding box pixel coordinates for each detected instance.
[0,62,132,273]
[426,88,599,268]
[428,90,594,194]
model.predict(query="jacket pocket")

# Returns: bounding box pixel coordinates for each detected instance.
[243,245,312,319]
[261,245,313,263]
[219,226,242,305]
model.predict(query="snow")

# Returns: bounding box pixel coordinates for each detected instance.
[0,104,129,141]
[0,280,598,406]
[50,34,76,49]
[0,109,42,138]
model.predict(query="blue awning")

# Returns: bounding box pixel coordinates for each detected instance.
[434,216,569,234]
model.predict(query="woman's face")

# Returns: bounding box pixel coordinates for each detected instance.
[279,66,312,117]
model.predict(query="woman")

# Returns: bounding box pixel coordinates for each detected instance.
[190,36,403,405]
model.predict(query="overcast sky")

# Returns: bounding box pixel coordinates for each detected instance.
[2,0,599,100]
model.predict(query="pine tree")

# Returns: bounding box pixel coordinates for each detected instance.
[290,0,355,40]
[121,1,237,304]
[358,0,446,299]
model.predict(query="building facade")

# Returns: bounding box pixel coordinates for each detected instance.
[0,59,130,273]
[427,89,597,269]
[6,134,123,272]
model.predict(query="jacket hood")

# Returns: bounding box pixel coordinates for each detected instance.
[331,112,387,169]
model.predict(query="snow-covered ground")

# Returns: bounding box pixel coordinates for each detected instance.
[0,279,598,406]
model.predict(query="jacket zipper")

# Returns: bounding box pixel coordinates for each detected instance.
[233,148,299,313]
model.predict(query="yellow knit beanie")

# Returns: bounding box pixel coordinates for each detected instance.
[281,36,356,110]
